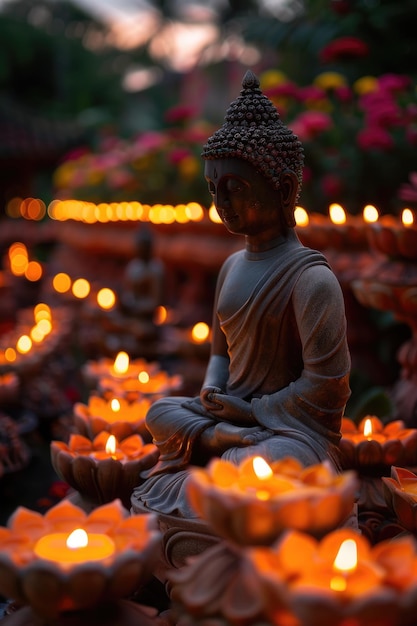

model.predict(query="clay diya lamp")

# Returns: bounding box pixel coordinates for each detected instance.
[340,416,417,471]
[50,432,159,509]
[186,455,358,546]
[73,394,151,442]
[366,209,417,261]
[296,204,373,253]
[382,466,417,534]
[0,499,162,625]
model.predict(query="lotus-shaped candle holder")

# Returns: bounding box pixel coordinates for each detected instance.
[296,212,369,252]
[51,432,159,508]
[186,456,358,545]
[339,416,417,470]
[73,395,151,441]
[382,466,417,534]
[170,527,417,626]
[0,499,160,621]
[82,355,160,390]
[97,370,182,403]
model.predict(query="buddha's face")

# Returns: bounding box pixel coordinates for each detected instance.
[204,158,283,238]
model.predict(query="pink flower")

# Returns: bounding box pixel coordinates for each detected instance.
[319,36,369,63]
[168,148,192,165]
[398,172,417,203]
[264,82,299,99]
[378,74,412,94]
[357,126,394,151]
[290,111,333,141]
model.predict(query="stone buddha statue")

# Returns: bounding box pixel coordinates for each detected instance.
[132,70,351,519]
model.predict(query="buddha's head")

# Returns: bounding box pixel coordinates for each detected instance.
[202,70,304,229]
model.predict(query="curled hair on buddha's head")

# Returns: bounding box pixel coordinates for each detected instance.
[201,70,304,203]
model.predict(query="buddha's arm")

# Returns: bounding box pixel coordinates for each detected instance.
[252,265,351,434]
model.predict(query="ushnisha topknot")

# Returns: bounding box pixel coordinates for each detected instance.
[201,69,304,196]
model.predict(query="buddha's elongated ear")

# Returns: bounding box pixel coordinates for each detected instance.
[279,170,299,228]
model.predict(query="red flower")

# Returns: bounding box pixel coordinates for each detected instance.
[264,82,299,99]
[319,37,369,63]
[298,85,327,104]
[357,126,394,151]
[378,73,412,94]
[164,105,196,124]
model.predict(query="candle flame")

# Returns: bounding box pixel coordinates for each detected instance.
[105,434,117,455]
[363,418,373,438]
[110,398,121,412]
[363,204,379,223]
[402,208,414,227]
[329,203,346,225]
[113,351,129,374]
[294,206,309,227]
[333,539,358,573]
[138,370,150,384]
[67,528,88,549]
[253,456,273,480]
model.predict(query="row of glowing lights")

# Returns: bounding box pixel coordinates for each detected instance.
[6,196,220,224]
[1,303,53,364]
[6,195,416,227]
[295,203,415,227]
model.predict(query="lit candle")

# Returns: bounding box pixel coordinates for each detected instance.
[112,351,129,377]
[330,538,358,591]
[34,528,115,568]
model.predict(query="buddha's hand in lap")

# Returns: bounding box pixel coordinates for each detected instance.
[200,386,224,411]
[212,421,269,448]
[207,393,256,426]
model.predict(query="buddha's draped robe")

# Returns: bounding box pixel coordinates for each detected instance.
[132,231,351,517]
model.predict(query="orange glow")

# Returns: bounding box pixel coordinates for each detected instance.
[363,205,379,223]
[154,305,167,325]
[294,206,309,227]
[34,529,115,566]
[191,322,210,343]
[402,208,414,227]
[53,272,72,293]
[72,278,90,299]
[34,303,51,321]
[97,288,116,310]
[5,348,16,362]
[25,261,42,282]
[329,203,346,225]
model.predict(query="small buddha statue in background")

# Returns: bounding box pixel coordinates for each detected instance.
[132,70,351,518]
[107,226,165,356]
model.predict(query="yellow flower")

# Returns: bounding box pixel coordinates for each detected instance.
[313,72,347,90]
[53,162,77,188]
[353,75,378,95]
[260,69,288,90]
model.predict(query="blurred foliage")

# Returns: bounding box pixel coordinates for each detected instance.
[0,0,135,125]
